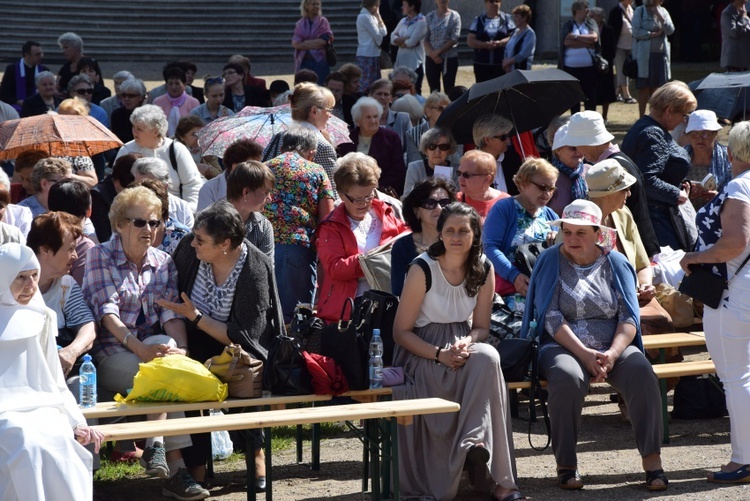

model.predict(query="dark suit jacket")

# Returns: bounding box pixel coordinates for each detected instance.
[338,127,407,196]
[0,62,48,106]
[90,177,117,243]
[223,85,270,111]
[20,93,61,117]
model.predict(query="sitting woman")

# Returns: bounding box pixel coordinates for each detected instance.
[403,127,457,197]
[132,178,190,255]
[316,152,407,322]
[683,110,731,209]
[110,78,147,143]
[337,96,406,196]
[548,121,587,216]
[368,78,413,151]
[456,150,510,221]
[0,243,102,500]
[157,200,284,491]
[391,177,455,296]
[81,186,208,499]
[174,115,222,180]
[189,75,236,124]
[393,203,525,501]
[523,199,667,492]
[484,157,559,301]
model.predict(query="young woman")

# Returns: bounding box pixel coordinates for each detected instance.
[189,76,236,124]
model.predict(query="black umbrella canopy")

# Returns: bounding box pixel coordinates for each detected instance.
[689,72,750,122]
[436,68,585,144]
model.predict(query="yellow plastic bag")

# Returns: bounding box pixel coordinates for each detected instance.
[115,355,228,403]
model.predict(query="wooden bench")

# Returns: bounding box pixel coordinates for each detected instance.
[94,397,459,501]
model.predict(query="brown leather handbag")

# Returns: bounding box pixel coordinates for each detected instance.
[205,344,263,398]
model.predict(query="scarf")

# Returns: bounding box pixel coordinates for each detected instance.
[293,15,332,70]
[166,92,188,136]
[552,156,588,201]
[14,59,42,112]
[403,13,425,28]
[685,142,732,189]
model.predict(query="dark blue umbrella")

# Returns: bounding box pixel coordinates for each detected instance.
[688,72,750,123]
[436,68,585,145]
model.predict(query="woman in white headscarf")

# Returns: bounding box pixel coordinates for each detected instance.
[0,243,102,501]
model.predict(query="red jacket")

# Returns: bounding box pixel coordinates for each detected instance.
[315,198,406,322]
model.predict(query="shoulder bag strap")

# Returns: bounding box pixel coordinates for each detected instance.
[411,257,432,292]
[168,141,183,198]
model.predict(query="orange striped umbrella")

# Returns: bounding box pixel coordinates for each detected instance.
[0,114,122,160]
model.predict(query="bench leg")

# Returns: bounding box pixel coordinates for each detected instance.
[391,418,400,500]
[509,388,519,418]
[311,422,321,471]
[381,419,391,498]
[245,431,256,501]
[265,426,273,501]
[367,418,381,500]
[362,421,369,492]
[296,424,304,463]
[658,348,670,444]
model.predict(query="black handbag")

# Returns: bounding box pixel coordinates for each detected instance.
[513,241,547,278]
[325,41,337,67]
[290,304,325,354]
[671,375,727,419]
[678,266,727,309]
[358,289,399,366]
[588,49,609,74]
[623,53,638,78]
[320,298,370,390]
[263,334,312,395]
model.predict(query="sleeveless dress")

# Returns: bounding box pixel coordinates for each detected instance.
[392,253,518,500]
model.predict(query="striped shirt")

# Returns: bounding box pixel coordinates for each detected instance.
[42,275,95,347]
[191,243,248,323]
[82,235,180,357]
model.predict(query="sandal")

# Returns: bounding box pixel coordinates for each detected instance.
[557,468,583,490]
[707,464,750,484]
[624,97,637,104]
[489,483,527,501]
[645,469,669,491]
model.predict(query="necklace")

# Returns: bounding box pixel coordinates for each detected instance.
[414,234,430,253]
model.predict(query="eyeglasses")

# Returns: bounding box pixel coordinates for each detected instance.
[426,143,451,151]
[222,70,237,77]
[206,76,224,86]
[74,88,94,95]
[494,133,510,141]
[317,105,334,113]
[457,170,486,179]
[120,93,140,99]
[343,191,376,205]
[419,198,452,210]
[529,180,557,193]
[126,217,162,229]
[430,105,447,112]
[689,130,718,138]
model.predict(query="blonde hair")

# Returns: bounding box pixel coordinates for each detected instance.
[513,157,559,188]
[649,81,697,117]
[300,0,322,17]
[461,150,497,178]
[333,152,381,194]
[57,97,89,116]
[290,82,335,121]
[729,121,750,164]
[109,186,163,233]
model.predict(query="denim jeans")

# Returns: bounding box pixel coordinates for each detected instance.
[274,244,317,323]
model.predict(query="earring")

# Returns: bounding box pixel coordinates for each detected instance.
[223,249,227,255]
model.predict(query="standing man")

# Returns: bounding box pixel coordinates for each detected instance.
[0,41,47,112]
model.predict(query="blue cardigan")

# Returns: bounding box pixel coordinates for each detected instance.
[520,243,643,352]
[483,197,558,284]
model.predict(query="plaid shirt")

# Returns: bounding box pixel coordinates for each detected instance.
[83,235,180,357]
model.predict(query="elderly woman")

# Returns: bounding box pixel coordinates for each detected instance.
[226,160,276,261]
[99,70,134,119]
[680,121,750,484]
[66,74,109,127]
[523,199,666,491]
[393,203,525,501]
[608,0,637,104]
[483,157,558,299]
[115,104,204,211]
[263,83,338,195]
[131,156,194,229]
[110,78,147,143]
[77,57,111,105]
[264,127,335,322]
[0,243,103,501]
[423,0,461,93]
[356,0,387,94]
[152,66,200,136]
[20,71,61,117]
[684,110,731,209]
[559,1,600,113]
[82,186,208,499]
[548,121,587,216]
[391,94,424,127]
[391,177,455,296]
[621,81,697,251]
[292,0,334,84]
[502,4,536,73]
[190,76,235,124]
[339,62,364,125]
[589,7,617,122]
[456,150,510,220]
[390,0,428,94]
[157,200,284,490]
[405,91,450,164]
[403,127,457,197]
[632,0,675,117]
[56,32,84,93]
[316,152,407,321]
[17,157,72,218]
[473,114,521,195]
[467,0,516,83]
[337,97,406,196]
[368,78,412,151]
[175,115,221,180]
[132,178,190,255]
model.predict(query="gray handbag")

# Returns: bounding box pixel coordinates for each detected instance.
[357,232,411,295]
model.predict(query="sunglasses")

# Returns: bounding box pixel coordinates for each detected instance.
[419,198,451,210]
[494,133,510,141]
[426,143,451,151]
[343,191,375,205]
[529,180,557,193]
[74,88,94,95]
[126,217,162,229]
[457,171,485,179]
[120,93,141,99]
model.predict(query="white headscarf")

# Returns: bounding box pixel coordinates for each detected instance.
[0,243,46,339]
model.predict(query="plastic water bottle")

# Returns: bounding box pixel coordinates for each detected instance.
[79,354,97,408]
[369,329,384,389]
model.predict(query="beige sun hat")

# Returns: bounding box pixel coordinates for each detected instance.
[585,159,637,199]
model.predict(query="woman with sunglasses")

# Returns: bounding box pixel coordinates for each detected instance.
[189,76,235,124]
[456,150,510,221]
[404,127,457,197]
[391,177,455,296]
[110,78,147,143]
[82,186,209,500]
[66,74,110,128]
[316,152,407,322]
[483,157,559,300]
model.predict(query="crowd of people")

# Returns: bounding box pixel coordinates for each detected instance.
[1,0,750,500]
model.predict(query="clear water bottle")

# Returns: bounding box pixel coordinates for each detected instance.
[79,354,97,408]
[369,329,384,389]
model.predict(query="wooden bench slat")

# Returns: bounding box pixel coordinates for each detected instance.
[651,359,715,379]
[95,398,460,441]
[642,332,706,350]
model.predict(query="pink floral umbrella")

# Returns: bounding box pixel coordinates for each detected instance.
[197,104,351,158]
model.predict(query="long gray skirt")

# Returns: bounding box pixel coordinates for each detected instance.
[392,321,518,500]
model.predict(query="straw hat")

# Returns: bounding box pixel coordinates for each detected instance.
[585,159,637,198]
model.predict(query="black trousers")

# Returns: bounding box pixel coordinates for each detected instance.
[473,62,504,83]
[425,56,459,93]
[563,65,598,113]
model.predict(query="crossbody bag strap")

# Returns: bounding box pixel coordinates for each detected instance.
[728,251,750,286]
